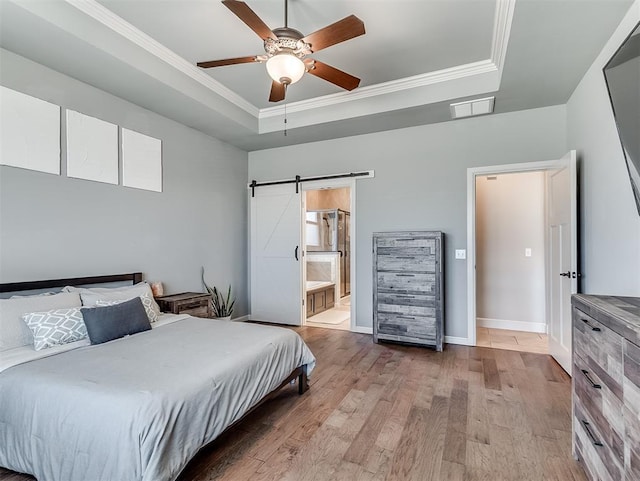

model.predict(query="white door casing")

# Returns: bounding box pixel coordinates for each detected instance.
[547,150,578,375]
[250,184,303,325]
[467,152,578,360]
[302,177,357,331]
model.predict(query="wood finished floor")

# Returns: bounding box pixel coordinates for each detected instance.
[0,326,586,481]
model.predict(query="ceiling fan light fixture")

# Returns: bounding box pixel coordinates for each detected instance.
[266,52,306,85]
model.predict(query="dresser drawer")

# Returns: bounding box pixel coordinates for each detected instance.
[376,237,436,249]
[377,292,436,308]
[377,314,436,342]
[377,272,436,294]
[573,307,624,385]
[181,305,211,318]
[377,302,436,319]
[573,353,625,464]
[575,398,624,481]
[376,248,436,272]
[623,340,640,479]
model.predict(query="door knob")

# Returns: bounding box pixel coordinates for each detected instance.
[559,271,571,277]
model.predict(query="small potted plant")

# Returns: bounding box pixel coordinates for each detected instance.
[201,268,235,320]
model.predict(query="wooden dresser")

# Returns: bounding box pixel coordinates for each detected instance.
[373,231,444,351]
[571,294,640,481]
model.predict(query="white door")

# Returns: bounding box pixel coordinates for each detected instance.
[250,184,303,325]
[547,151,578,374]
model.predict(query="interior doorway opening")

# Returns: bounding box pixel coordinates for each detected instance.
[467,153,577,373]
[474,171,549,354]
[303,186,353,331]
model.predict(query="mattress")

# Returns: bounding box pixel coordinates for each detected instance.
[0,316,315,481]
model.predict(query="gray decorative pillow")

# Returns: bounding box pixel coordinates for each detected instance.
[22,307,88,351]
[95,291,159,323]
[81,297,151,345]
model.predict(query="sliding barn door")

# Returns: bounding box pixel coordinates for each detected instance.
[250,184,303,325]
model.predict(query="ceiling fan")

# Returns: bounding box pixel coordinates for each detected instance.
[197,0,365,102]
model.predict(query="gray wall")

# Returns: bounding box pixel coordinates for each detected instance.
[476,172,546,327]
[0,49,250,316]
[567,4,640,295]
[249,105,567,340]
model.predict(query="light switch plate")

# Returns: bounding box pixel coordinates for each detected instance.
[525,248,532,257]
[455,249,466,259]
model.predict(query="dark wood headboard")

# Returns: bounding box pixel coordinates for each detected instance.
[0,273,143,294]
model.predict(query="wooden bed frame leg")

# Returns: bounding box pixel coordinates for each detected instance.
[298,369,309,395]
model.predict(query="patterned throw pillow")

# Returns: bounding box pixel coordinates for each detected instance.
[95,291,159,323]
[22,307,88,351]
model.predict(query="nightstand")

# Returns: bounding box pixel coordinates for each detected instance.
[155,292,212,318]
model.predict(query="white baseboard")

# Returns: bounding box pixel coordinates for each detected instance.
[445,336,474,346]
[477,317,546,334]
[351,325,373,334]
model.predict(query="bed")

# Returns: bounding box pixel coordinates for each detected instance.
[0,273,315,481]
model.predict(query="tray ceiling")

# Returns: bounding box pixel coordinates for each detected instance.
[0,0,634,151]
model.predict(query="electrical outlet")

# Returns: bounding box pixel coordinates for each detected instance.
[455,249,466,260]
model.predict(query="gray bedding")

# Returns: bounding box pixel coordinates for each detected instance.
[0,317,315,481]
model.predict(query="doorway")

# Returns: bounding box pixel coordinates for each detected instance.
[467,152,577,373]
[474,171,548,354]
[302,184,354,331]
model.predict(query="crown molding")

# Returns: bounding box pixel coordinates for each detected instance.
[61,0,515,127]
[64,0,259,117]
[259,59,497,119]
[259,0,515,119]
[491,0,517,74]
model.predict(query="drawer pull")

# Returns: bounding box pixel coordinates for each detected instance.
[581,318,601,331]
[395,256,415,259]
[581,420,603,447]
[581,369,602,389]
[396,274,415,277]
[396,295,415,298]
[396,238,416,242]
[397,316,416,320]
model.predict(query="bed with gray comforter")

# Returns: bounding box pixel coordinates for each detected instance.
[0,316,315,481]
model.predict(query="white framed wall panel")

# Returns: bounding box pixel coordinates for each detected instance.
[0,86,60,175]
[66,110,118,184]
[121,128,162,192]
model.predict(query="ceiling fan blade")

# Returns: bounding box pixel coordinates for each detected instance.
[197,56,258,68]
[269,81,286,102]
[301,15,365,53]
[222,0,277,40]
[306,60,360,91]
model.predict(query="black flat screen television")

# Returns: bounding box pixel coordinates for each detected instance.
[603,21,640,216]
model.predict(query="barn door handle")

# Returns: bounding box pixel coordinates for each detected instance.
[295,246,299,261]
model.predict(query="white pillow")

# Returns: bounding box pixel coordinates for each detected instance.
[95,291,159,323]
[22,307,87,351]
[0,292,82,351]
[67,282,161,319]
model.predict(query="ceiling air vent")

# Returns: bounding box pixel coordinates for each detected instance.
[450,96,495,119]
